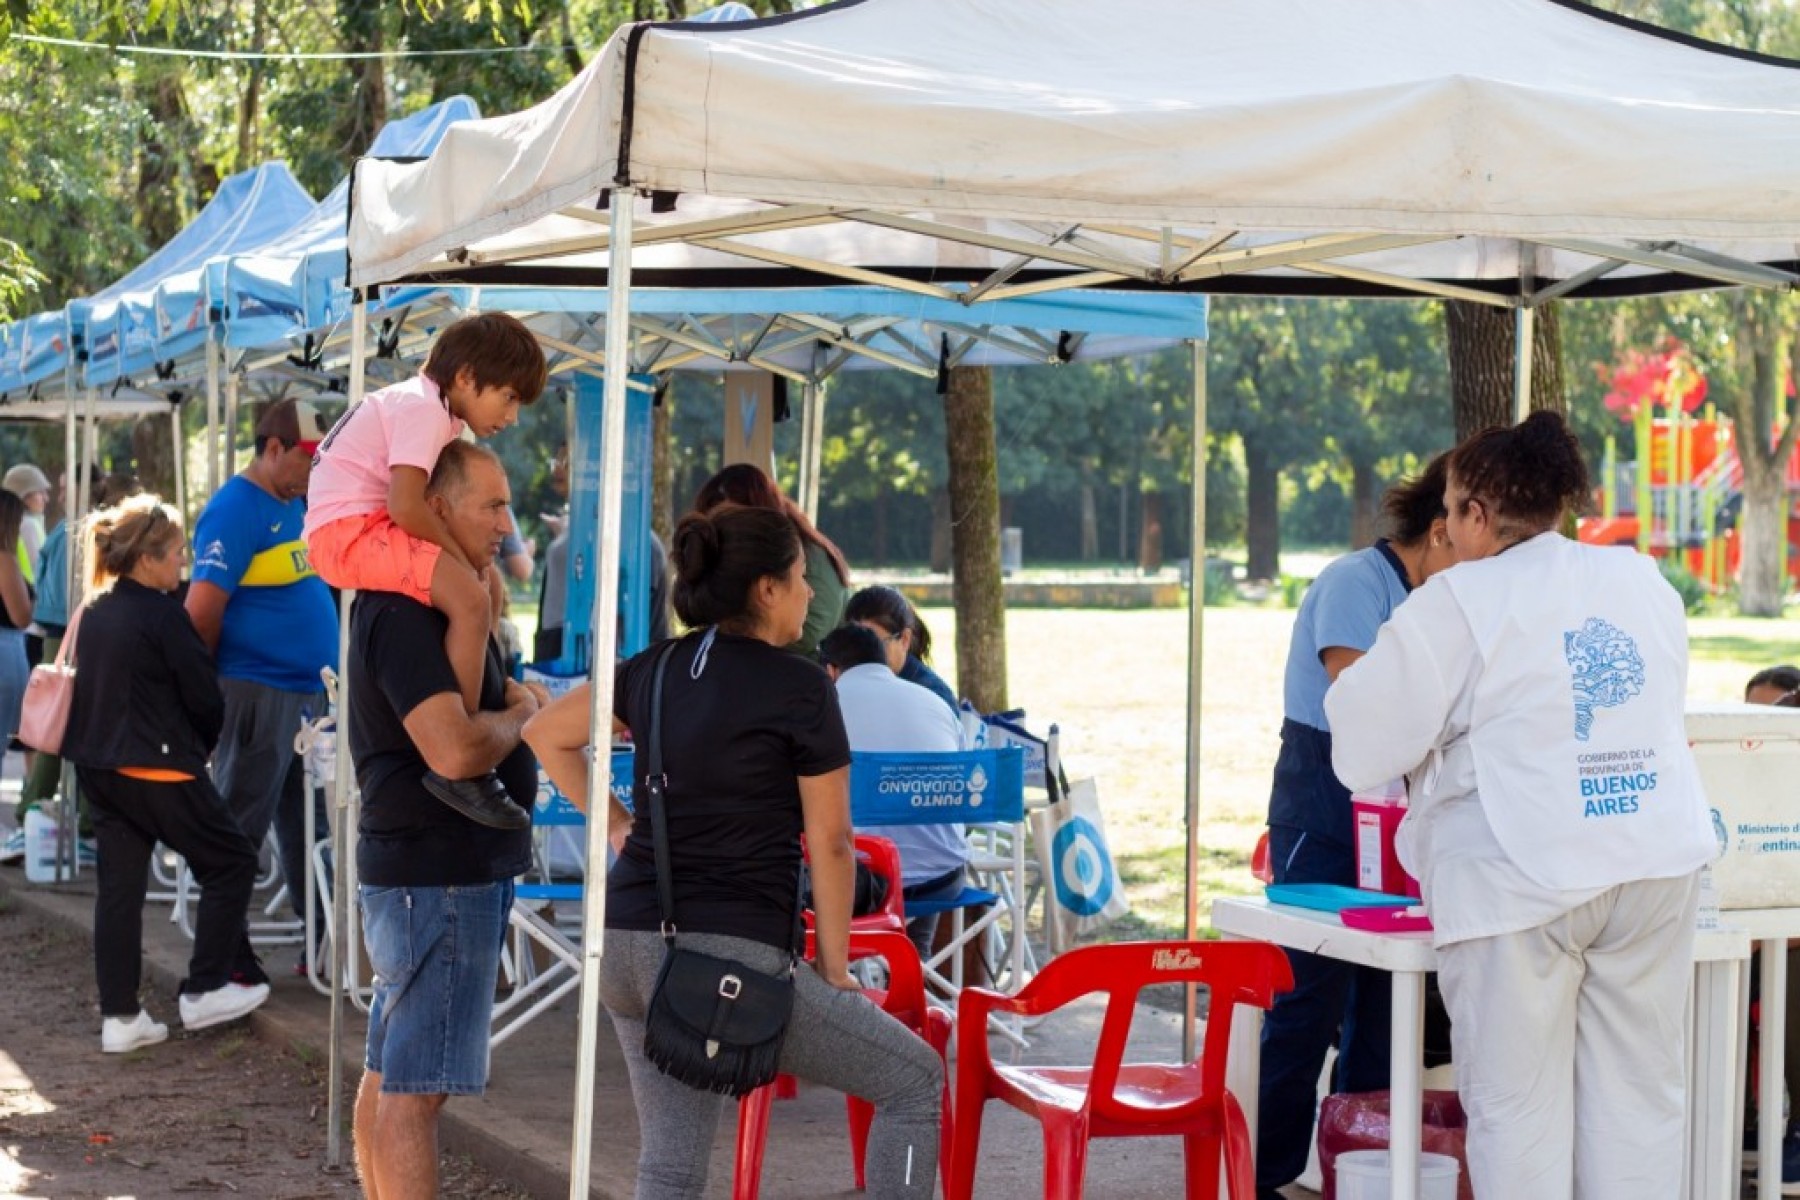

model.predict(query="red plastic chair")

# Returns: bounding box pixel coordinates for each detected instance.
[733,929,952,1199]
[948,940,1292,1200]
[800,833,908,935]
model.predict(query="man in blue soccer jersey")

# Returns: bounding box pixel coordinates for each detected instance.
[186,399,338,962]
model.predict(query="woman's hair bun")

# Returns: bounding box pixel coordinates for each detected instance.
[670,510,723,586]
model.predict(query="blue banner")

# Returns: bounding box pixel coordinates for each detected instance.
[535,748,635,824]
[849,748,1025,826]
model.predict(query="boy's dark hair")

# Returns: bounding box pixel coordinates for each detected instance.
[422,313,548,406]
[817,623,887,672]
[1746,664,1800,700]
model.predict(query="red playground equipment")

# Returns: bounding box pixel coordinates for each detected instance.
[1576,342,1800,589]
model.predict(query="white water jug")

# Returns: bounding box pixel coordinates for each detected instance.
[23,804,67,884]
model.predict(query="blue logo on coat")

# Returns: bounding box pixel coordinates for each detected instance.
[1563,617,1646,742]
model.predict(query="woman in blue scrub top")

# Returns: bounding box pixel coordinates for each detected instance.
[1255,453,1456,1199]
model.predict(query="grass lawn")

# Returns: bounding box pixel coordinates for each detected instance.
[912,603,1800,937]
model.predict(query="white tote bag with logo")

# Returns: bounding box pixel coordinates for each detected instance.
[1031,775,1130,952]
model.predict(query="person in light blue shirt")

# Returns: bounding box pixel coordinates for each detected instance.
[819,622,967,960]
[1255,454,1456,1199]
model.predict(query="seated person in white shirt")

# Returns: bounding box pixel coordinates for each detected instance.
[817,623,967,960]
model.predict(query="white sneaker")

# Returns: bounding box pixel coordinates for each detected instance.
[179,982,270,1031]
[101,1009,169,1053]
[0,828,23,865]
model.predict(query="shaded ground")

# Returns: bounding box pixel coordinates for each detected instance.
[0,894,528,1199]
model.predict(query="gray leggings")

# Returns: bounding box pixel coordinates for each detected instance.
[601,927,943,1200]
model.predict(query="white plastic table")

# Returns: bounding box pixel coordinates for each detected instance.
[1212,896,1749,1200]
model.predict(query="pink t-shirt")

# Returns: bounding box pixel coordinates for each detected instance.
[303,373,465,536]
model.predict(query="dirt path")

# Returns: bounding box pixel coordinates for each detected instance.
[0,896,531,1199]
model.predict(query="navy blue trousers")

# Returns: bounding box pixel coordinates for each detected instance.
[1254,823,1393,1189]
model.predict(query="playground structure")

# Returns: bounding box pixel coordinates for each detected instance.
[1577,410,1800,590]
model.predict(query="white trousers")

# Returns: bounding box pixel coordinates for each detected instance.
[1436,872,1700,1200]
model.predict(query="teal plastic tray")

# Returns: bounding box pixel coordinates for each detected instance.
[1264,883,1415,913]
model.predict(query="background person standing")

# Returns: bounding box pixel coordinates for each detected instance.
[185,400,337,953]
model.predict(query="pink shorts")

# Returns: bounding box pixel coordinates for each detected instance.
[307,512,441,606]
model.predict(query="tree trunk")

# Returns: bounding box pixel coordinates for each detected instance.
[1733,319,1800,616]
[944,365,1007,712]
[236,0,269,167]
[1079,481,1099,561]
[137,65,190,250]
[1118,480,1131,564]
[872,490,889,567]
[335,0,387,160]
[1138,490,1165,573]
[130,414,175,501]
[1350,459,1379,549]
[651,381,673,548]
[1243,435,1281,581]
[929,490,952,574]
[1445,301,1567,440]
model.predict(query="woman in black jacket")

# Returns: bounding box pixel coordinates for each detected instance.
[61,495,268,1054]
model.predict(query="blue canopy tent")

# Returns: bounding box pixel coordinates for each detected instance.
[0,160,313,524]
[212,97,482,356]
[74,162,315,390]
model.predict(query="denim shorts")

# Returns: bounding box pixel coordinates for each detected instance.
[361,879,512,1095]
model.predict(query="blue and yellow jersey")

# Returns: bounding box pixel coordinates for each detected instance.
[191,475,337,692]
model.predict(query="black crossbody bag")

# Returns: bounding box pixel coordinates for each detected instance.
[640,639,800,1097]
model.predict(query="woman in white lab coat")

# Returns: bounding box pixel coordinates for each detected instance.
[1324,411,1716,1200]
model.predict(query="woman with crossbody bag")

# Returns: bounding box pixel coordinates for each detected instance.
[527,504,941,1200]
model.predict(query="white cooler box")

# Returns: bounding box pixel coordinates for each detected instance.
[1687,703,1800,910]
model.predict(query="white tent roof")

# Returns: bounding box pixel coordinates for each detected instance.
[349,0,1800,302]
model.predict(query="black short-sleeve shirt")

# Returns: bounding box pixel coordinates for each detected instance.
[607,630,851,951]
[349,591,534,887]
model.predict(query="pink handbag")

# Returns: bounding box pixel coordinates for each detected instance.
[19,605,83,755]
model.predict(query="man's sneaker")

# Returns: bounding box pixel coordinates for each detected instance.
[179,981,270,1031]
[421,770,530,830]
[0,828,23,865]
[101,1009,169,1053]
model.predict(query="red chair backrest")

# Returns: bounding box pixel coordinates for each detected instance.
[986,940,1291,1128]
[800,834,908,929]
[852,834,908,926]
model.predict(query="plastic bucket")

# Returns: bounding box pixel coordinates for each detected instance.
[23,805,65,885]
[1335,1150,1460,1200]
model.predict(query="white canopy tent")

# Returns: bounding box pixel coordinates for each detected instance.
[345,0,1800,1192]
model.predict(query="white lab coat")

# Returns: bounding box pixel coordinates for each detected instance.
[1324,532,1711,1199]
[1324,531,1714,947]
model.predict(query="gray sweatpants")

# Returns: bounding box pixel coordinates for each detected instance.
[600,927,943,1200]
[211,677,329,926]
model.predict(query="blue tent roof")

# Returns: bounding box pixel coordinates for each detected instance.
[0,161,315,394]
[78,162,316,387]
[210,97,481,352]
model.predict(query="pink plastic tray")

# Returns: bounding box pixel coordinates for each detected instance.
[1340,904,1433,933]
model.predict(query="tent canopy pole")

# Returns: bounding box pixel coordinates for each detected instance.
[569,192,635,1199]
[1182,335,1208,1060]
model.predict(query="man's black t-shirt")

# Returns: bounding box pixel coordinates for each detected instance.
[349,591,534,887]
[607,629,850,951]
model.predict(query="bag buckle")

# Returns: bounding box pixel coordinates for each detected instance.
[718,974,743,1000]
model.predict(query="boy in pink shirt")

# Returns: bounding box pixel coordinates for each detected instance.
[304,313,546,828]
